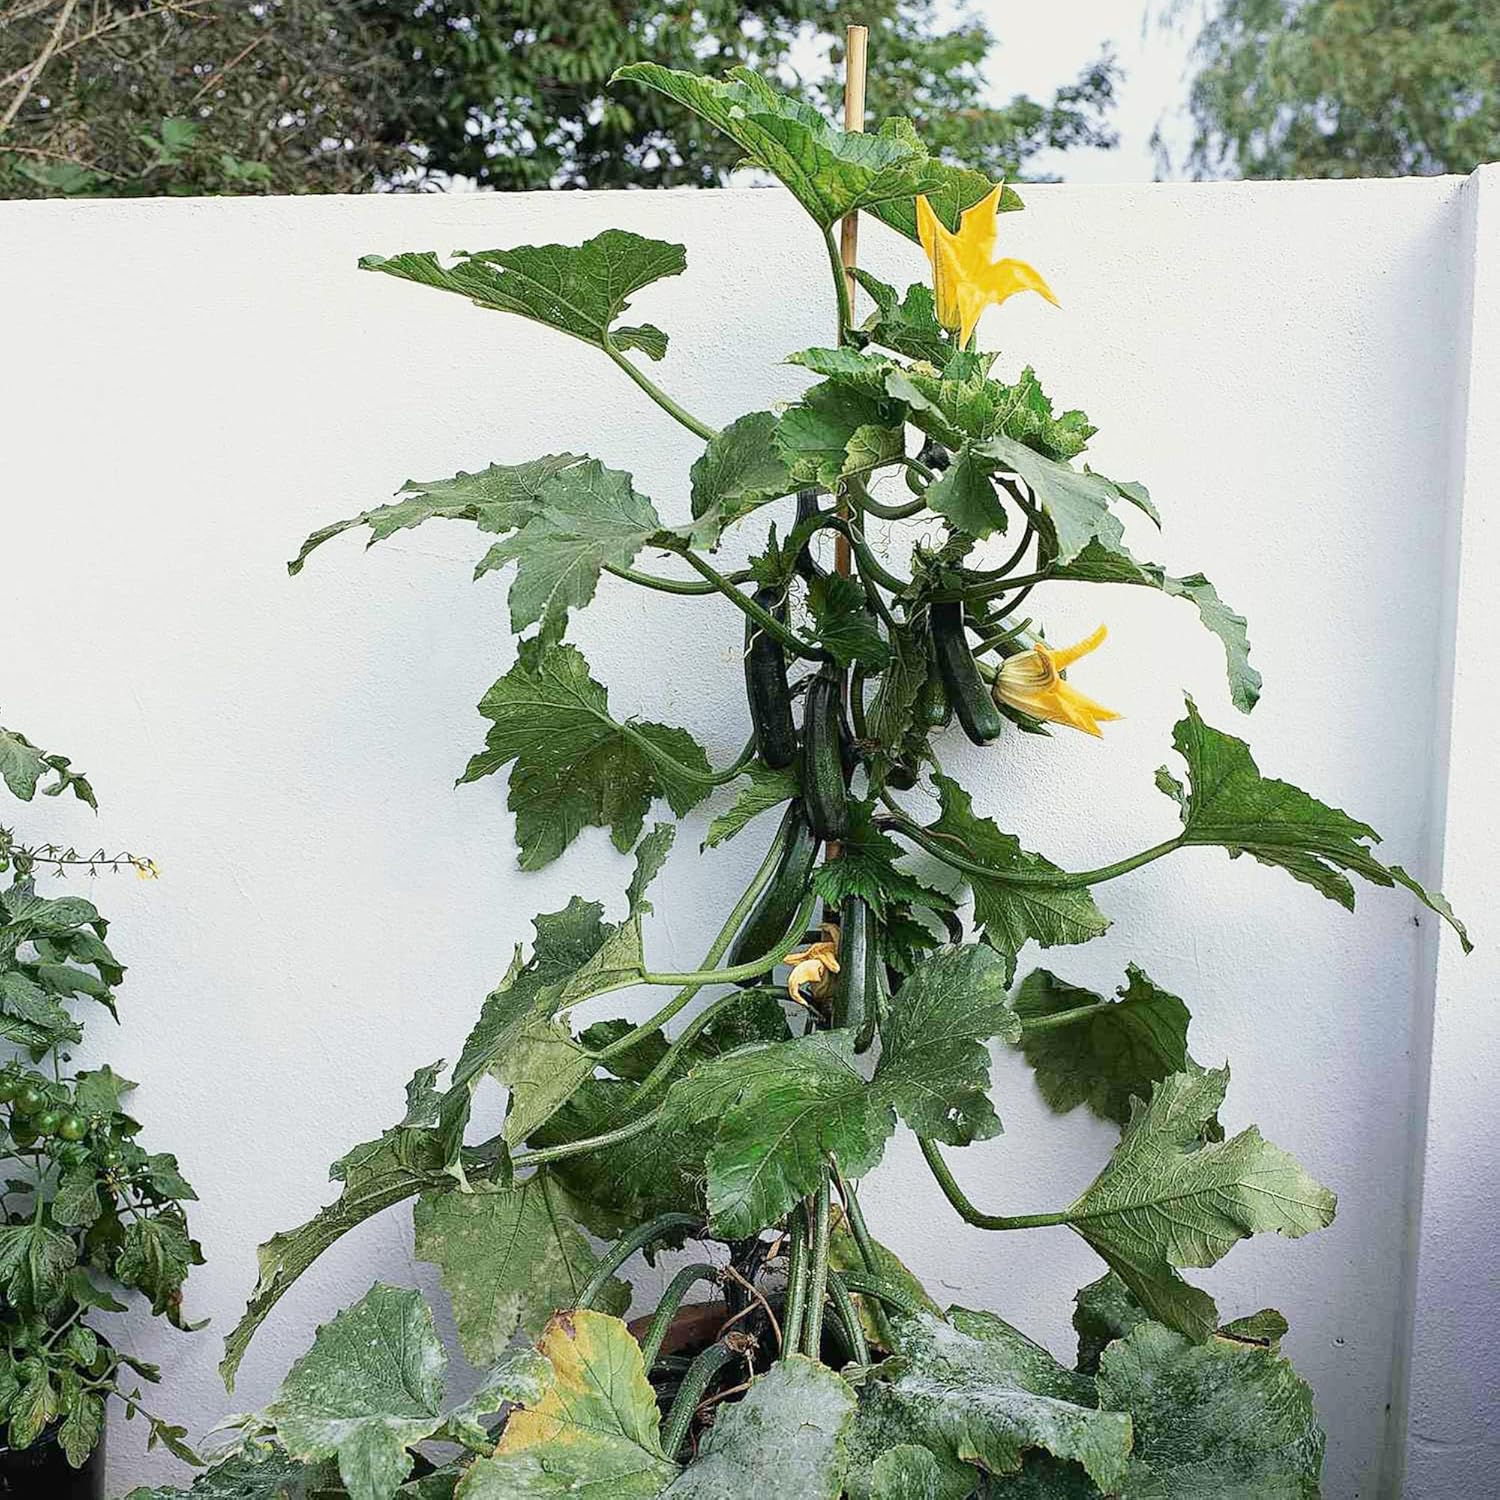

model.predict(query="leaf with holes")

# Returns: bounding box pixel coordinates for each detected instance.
[361,230,685,358]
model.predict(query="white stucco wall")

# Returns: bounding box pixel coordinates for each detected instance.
[1,173,1493,1497]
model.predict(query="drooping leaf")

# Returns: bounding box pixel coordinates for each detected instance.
[1051,540,1259,713]
[221,1113,449,1391]
[923,445,1006,537]
[808,574,891,668]
[460,1310,676,1498]
[117,1212,203,1322]
[361,230,685,359]
[703,763,799,849]
[866,147,1023,241]
[1165,697,1469,947]
[627,822,675,915]
[1219,1308,1291,1349]
[58,1384,105,1468]
[286,455,583,576]
[0,1218,77,1312]
[0,725,97,807]
[474,460,665,633]
[925,775,1111,982]
[414,1174,627,1366]
[1013,966,1191,1127]
[1096,1321,1325,1497]
[612,64,941,230]
[1072,1272,1153,1377]
[1064,1066,1336,1341]
[121,1448,323,1500]
[463,640,713,869]
[867,622,933,776]
[662,1356,855,1498]
[688,412,798,547]
[856,1309,1132,1493]
[264,1284,448,1500]
[443,1348,554,1452]
[875,944,1020,1146]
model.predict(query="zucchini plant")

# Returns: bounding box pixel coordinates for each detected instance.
[143,61,1468,1500]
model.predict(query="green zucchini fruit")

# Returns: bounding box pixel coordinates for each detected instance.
[744,586,797,769]
[726,802,821,980]
[930,599,1004,745]
[794,489,827,582]
[802,664,850,842]
[833,895,884,1052]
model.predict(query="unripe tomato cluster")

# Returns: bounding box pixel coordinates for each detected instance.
[0,1065,88,1148]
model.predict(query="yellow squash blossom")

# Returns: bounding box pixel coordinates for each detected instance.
[784,923,840,1006]
[993,625,1121,737]
[916,185,1060,346]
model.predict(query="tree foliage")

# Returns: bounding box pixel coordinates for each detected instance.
[1176,0,1500,178]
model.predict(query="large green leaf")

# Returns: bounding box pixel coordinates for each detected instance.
[220,1078,451,1391]
[264,1284,448,1500]
[775,379,906,490]
[808,574,891,669]
[688,412,798,547]
[1013,966,1191,1127]
[361,230,685,359]
[925,775,1111,982]
[876,943,1019,1145]
[0,1218,76,1312]
[666,944,1019,1235]
[286,455,583,576]
[459,1310,676,1498]
[1065,1066,1335,1341]
[122,1449,327,1500]
[855,1309,1133,1494]
[1096,1321,1325,1497]
[1051,540,1259,713]
[463,639,713,869]
[612,65,941,230]
[414,1173,628,1365]
[666,1029,890,1238]
[662,1357,855,1498]
[865,143,1023,241]
[475,460,665,633]
[1163,697,1469,947]
[702,762,798,849]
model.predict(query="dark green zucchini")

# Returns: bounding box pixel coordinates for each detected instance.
[930,599,1004,745]
[833,896,883,1052]
[802,665,849,842]
[727,802,821,979]
[794,489,827,582]
[744,587,797,769]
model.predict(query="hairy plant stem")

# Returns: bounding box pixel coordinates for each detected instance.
[834,1269,928,1319]
[639,1264,721,1372]
[577,1213,703,1309]
[802,1174,833,1357]
[602,562,721,595]
[825,1270,870,1366]
[665,543,829,659]
[833,1168,880,1275]
[887,814,1186,891]
[1020,1000,1116,1032]
[919,1138,1068,1231]
[662,1341,738,1458]
[824,229,855,344]
[508,1104,667,1171]
[781,1204,810,1358]
[641,890,818,986]
[601,335,719,443]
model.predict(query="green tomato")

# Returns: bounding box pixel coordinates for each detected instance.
[0,1077,19,1105]
[10,1124,38,1148]
[100,1148,122,1169]
[58,1114,87,1142]
[34,1110,62,1137]
[13,1084,45,1116]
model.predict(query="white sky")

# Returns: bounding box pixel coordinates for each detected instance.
[957,2,1199,181]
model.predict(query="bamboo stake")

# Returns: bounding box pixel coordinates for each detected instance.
[835,23,867,583]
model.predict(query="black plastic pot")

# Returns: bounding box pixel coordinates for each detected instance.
[0,1429,105,1498]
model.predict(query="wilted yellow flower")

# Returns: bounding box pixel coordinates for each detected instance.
[994,625,1121,737]
[916,185,1060,347]
[134,858,161,881]
[784,922,840,1005]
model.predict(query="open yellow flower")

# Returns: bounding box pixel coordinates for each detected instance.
[993,625,1121,737]
[916,185,1060,346]
[784,922,840,1006]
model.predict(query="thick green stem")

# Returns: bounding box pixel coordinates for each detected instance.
[577,1213,702,1309]
[919,1138,1068,1231]
[639,1264,721,1373]
[602,562,720,596]
[825,1270,870,1366]
[889,816,1185,892]
[835,1270,928,1319]
[852,484,928,521]
[509,1105,667,1170]
[631,990,754,1104]
[835,1170,880,1275]
[825,229,854,344]
[802,1174,833,1358]
[641,890,818,986]
[661,1341,738,1459]
[1020,1000,1115,1033]
[666,545,828,660]
[601,335,719,443]
[782,1205,809,1358]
